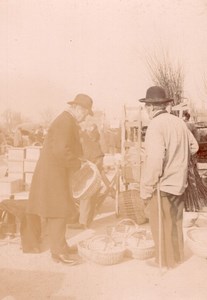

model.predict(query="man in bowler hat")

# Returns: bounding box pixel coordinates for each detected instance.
[139,86,198,268]
[25,94,93,264]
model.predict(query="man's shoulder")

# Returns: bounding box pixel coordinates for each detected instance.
[50,111,76,129]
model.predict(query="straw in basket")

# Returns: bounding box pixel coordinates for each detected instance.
[87,234,125,265]
[126,230,155,260]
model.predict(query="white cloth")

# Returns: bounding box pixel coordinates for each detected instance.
[140,113,199,199]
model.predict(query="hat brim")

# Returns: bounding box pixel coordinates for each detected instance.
[139,98,174,104]
[67,100,94,116]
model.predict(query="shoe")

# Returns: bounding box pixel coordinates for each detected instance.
[67,223,88,230]
[68,245,78,254]
[52,253,78,265]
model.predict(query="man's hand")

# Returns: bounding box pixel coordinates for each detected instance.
[140,197,151,219]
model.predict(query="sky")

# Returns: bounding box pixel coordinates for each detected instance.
[1,0,207,122]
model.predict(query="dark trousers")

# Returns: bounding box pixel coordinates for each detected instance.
[149,191,184,268]
[22,214,69,255]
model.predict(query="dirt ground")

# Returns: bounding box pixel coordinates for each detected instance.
[0,196,207,300]
[0,155,207,300]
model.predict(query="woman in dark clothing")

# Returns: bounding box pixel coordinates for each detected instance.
[68,124,105,229]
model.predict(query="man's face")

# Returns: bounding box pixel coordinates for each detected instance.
[76,106,89,123]
[145,104,153,119]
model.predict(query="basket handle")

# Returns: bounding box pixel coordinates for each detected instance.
[116,218,138,228]
[126,230,147,247]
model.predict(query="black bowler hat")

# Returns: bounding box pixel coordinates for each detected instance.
[68,94,93,115]
[139,86,173,104]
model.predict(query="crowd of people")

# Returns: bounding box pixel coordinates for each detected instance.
[0,125,45,155]
[1,87,207,268]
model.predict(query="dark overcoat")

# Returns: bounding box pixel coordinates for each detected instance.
[27,111,82,218]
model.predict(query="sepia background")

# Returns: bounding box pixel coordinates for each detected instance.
[0,0,207,123]
[0,1,207,299]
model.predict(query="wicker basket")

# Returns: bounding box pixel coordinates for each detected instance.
[87,235,125,265]
[126,231,155,260]
[77,239,92,260]
[71,161,102,201]
[187,228,207,258]
[118,190,148,225]
[106,218,139,246]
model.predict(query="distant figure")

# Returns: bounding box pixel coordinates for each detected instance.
[183,111,198,140]
[0,129,6,154]
[34,126,44,145]
[68,123,105,228]
[13,128,23,147]
[81,124,104,171]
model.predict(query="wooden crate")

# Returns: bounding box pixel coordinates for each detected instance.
[24,160,37,173]
[8,161,24,173]
[0,177,24,196]
[8,172,25,180]
[25,172,34,191]
[25,146,41,161]
[25,172,33,184]
[8,147,25,161]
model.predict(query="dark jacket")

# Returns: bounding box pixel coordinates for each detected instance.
[81,127,104,164]
[27,111,82,218]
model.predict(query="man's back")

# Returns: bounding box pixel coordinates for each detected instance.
[142,112,198,196]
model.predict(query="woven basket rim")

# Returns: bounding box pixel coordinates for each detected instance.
[187,228,207,240]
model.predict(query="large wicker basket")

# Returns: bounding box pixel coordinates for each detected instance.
[187,228,207,258]
[118,190,148,225]
[87,235,125,265]
[126,230,155,260]
[71,161,102,201]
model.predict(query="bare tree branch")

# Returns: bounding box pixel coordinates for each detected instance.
[146,49,184,105]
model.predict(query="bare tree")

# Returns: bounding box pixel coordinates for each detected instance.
[146,49,184,105]
[1,109,27,131]
[40,107,55,128]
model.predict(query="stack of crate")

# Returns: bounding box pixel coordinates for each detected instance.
[24,146,41,190]
[0,148,25,196]
[0,146,42,195]
[7,147,25,181]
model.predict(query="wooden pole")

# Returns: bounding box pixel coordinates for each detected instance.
[157,183,162,274]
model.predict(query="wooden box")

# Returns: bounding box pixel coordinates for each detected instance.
[8,172,25,180]
[8,161,24,173]
[25,146,41,161]
[25,172,33,184]
[24,160,37,173]
[8,147,25,161]
[0,177,23,196]
[25,172,34,191]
